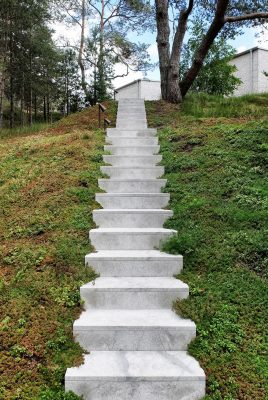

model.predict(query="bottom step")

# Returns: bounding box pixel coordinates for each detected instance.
[65,351,206,400]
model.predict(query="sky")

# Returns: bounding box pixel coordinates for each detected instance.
[53,20,268,89]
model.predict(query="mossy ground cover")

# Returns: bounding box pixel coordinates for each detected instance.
[146,98,268,400]
[1,95,267,399]
[0,102,117,399]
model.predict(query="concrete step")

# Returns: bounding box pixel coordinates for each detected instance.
[98,179,166,193]
[104,145,160,155]
[116,123,147,129]
[106,137,158,146]
[85,250,183,277]
[107,130,156,138]
[93,209,173,227]
[89,228,176,250]
[103,155,162,166]
[73,309,194,351]
[80,277,189,310]
[65,351,206,400]
[100,166,164,179]
[95,193,170,209]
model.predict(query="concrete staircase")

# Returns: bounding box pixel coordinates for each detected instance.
[65,99,206,399]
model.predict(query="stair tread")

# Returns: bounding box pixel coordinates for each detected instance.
[90,228,176,233]
[95,193,169,197]
[74,309,194,329]
[81,277,188,291]
[93,209,172,213]
[85,250,182,260]
[65,351,205,381]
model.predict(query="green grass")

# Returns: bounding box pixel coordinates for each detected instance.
[0,123,50,139]
[1,94,267,399]
[0,102,117,399]
[146,98,268,400]
[181,92,268,118]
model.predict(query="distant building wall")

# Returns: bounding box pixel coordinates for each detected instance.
[140,81,161,100]
[115,82,139,99]
[257,49,268,93]
[115,80,161,100]
[230,47,268,96]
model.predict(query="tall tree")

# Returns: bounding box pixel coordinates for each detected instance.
[155,0,268,103]
[56,0,154,103]
[180,22,241,96]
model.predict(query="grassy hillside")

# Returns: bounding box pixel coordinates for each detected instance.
[146,95,268,400]
[0,103,117,400]
[0,94,267,400]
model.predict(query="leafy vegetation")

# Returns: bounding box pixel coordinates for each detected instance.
[0,102,117,399]
[1,95,267,399]
[146,96,268,399]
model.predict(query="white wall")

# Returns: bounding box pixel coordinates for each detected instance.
[231,49,268,96]
[140,81,161,100]
[257,49,268,93]
[115,80,161,100]
[115,82,139,99]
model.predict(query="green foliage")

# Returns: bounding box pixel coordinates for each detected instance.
[0,104,117,399]
[146,96,268,399]
[180,22,241,96]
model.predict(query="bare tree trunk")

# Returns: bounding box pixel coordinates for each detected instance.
[155,0,170,100]
[180,9,227,97]
[78,0,88,100]
[0,72,4,128]
[34,94,37,121]
[43,96,46,122]
[10,74,14,128]
[20,73,24,126]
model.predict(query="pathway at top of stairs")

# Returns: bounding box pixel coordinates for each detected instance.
[65,98,206,399]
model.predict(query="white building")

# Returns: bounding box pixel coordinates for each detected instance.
[230,47,268,96]
[115,79,161,100]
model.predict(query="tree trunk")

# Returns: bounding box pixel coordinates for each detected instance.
[34,94,37,121]
[43,96,46,122]
[10,74,14,128]
[155,0,170,100]
[78,0,88,100]
[0,72,4,128]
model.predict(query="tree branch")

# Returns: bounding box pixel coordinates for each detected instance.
[170,0,194,64]
[225,12,268,23]
[179,0,230,97]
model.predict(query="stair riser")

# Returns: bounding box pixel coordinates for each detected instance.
[98,179,166,193]
[100,167,164,179]
[93,212,172,228]
[116,122,147,127]
[74,328,194,351]
[104,146,160,155]
[107,128,156,134]
[106,138,158,146]
[107,132,155,138]
[95,196,169,209]
[85,258,183,277]
[89,232,176,250]
[103,155,162,166]
[65,381,206,400]
[81,289,188,310]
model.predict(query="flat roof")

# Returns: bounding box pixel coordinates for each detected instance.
[233,46,268,59]
[115,79,160,91]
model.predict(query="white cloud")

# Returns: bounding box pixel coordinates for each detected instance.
[253,24,268,48]
[51,21,81,46]
[148,42,158,61]
[113,63,143,89]
[236,46,247,53]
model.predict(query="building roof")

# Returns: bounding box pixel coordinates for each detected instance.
[115,78,160,92]
[233,46,268,59]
